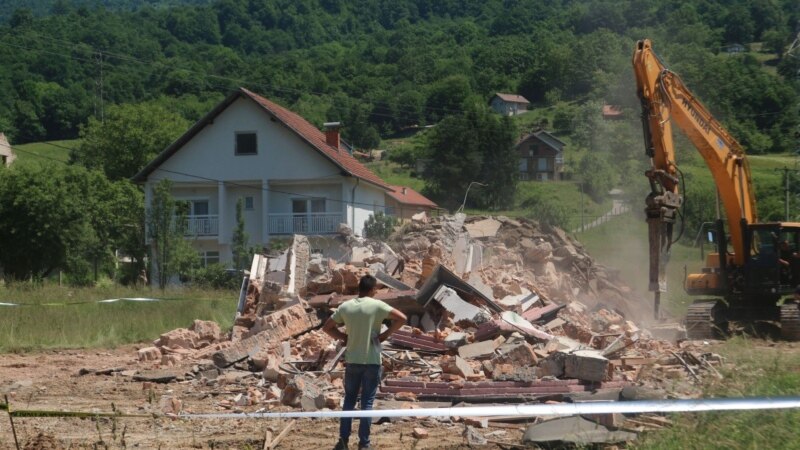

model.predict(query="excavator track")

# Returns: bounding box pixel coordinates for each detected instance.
[686,301,726,340]
[780,303,800,341]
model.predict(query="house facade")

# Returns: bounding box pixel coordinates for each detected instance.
[385,185,438,220]
[133,88,391,267]
[489,93,530,116]
[516,130,565,181]
[0,133,15,168]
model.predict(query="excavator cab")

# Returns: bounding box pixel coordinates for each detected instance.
[745,224,800,295]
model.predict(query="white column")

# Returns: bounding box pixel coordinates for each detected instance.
[143,181,153,244]
[217,181,226,245]
[262,178,270,244]
[342,180,352,230]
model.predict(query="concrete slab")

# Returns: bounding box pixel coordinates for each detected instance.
[522,416,637,445]
[465,218,502,239]
[434,286,491,325]
[458,340,499,359]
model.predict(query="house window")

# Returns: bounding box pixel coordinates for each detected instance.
[235,132,257,155]
[190,200,209,216]
[311,198,326,213]
[537,157,550,171]
[519,173,530,181]
[537,173,549,181]
[519,158,528,172]
[199,251,220,267]
[244,196,254,211]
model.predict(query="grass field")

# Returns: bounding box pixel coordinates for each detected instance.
[634,337,800,449]
[0,283,237,352]
[11,139,80,167]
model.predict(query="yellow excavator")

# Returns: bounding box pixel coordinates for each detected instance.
[632,39,800,340]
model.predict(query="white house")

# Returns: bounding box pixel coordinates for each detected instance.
[489,93,530,116]
[133,87,391,267]
[0,133,16,168]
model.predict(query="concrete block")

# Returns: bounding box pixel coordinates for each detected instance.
[350,246,373,265]
[649,323,687,343]
[212,304,320,367]
[412,427,429,439]
[538,352,566,378]
[454,356,474,378]
[158,328,198,350]
[137,346,161,362]
[458,340,498,359]
[444,332,467,348]
[564,350,609,382]
[494,342,537,366]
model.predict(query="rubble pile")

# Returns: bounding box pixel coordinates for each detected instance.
[125,214,727,445]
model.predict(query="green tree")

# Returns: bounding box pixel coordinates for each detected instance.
[231,197,251,271]
[424,103,517,210]
[71,103,189,180]
[147,179,197,289]
[0,164,142,284]
[577,152,618,201]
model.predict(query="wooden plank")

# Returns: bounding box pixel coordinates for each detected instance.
[262,429,273,450]
[269,419,297,449]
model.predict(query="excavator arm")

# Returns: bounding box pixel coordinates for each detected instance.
[632,39,757,317]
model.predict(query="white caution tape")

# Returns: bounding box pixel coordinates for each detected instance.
[179,397,800,420]
[0,302,19,307]
[96,297,162,303]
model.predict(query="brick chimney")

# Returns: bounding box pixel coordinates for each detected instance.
[324,122,341,150]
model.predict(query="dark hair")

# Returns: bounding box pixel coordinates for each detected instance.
[359,275,378,296]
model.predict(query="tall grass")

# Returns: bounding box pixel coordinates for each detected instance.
[634,337,800,449]
[0,283,237,352]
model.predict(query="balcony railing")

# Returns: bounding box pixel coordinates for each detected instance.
[268,212,343,235]
[180,215,219,236]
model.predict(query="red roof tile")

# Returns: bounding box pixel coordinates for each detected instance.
[386,185,438,208]
[241,88,390,190]
[602,104,623,118]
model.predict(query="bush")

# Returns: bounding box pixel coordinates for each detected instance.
[364,211,396,240]
[191,263,241,290]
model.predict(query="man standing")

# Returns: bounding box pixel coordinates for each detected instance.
[323,275,407,450]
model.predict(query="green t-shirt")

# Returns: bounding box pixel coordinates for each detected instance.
[331,296,394,365]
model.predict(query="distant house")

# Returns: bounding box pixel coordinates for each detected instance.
[516,130,565,181]
[133,87,392,269]
[0,133,15,168]
[489,93,530,116]
[385,185,438,220]
[723,43,746,54]
[602,104,624,120]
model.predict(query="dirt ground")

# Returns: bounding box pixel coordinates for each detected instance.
[0,346,526,449]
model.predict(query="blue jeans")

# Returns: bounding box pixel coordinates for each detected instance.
[340,363,381,446]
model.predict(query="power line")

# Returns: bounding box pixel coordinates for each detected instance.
[5,140,409,211]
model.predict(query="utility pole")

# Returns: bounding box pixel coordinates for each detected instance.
[96,51,105,122]
[778,166,793,221]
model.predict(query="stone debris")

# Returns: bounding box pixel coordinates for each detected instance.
[132,214,727,446]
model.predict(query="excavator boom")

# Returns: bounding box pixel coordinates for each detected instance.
[632,39,758,317]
